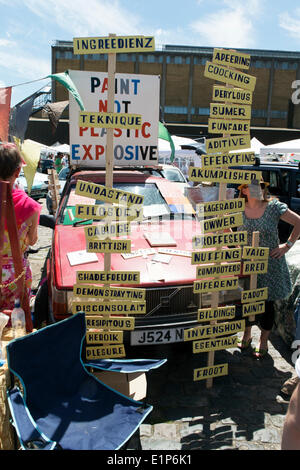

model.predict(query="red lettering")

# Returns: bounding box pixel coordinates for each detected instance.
[82,145,93,160]
[95,145,105,160]
[79,127,88,136]
[98,100,107,112]
[102,78,108,93]
[91,128,100,137]
[135,122,151,138]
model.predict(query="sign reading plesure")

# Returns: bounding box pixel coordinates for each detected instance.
[193,277,239,293]
[73,36,155,54]
[72,300,146,315]
[77,270,140,284]
[189,167,261,184]
[86,239,131,253]
[241,287,268,303]
[73,284,146,300]
[210,103,251,120]
[184,319,245,341]
[197,305,236,322]
[204,61,256,91]
[79,112,142,129]
[85,315,135,330]
[75,180,144,206]
[194,363,228,381]
[75,204,143,222]
[205,135,251,153]
[200,212,244,233]
[192,247,242,265]
[84,222,131,239]
[242,301,265,317]
[193,231,247,249]
[202,152,255,168]
[86,345,126,359]
[196,262,241,278]
[212,86,253,105]
[212,48,251,70]
[86,330,123,344]
[242,246,269,259]
[197,198,245,217]
[208,118,251,135]
[243,260,268,275]
[193,336,238,354]
[69,70,159,167]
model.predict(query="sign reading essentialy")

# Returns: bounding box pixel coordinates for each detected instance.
[69,70,159,167]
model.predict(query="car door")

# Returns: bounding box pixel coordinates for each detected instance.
[290,170,300,214]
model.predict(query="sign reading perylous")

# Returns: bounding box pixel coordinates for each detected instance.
[69,70,159,167]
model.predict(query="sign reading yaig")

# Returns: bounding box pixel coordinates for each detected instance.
[73,36,155,54]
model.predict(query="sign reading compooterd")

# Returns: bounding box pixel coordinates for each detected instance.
[69,35,159,167]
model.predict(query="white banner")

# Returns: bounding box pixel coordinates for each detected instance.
[68,70,159,167]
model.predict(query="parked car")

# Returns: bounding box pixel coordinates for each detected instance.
[38,158,54,174]
[16,169,48,200]
[35,168,249,343]
[46,166,70,214]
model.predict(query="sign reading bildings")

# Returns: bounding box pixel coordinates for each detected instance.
[189,167,262,185]
[243,260,268,275]
[197,198,245,217]
[197,305,236,322]
[194,363,228,381]
[196,262,241,278]
[205,135,251,153]
[212,48,251,70]
[185,319,245,341]
[73,36,155,54]
[77,270,140,284]
[193,336,238,354]
[242,246,269,259]
[192,247,242,265]
[241,287,268,304]
[193,277,239,294]
[69,70,159,167]
[193,231,247,249]
[75,180,144,206]
[212,86,253,105]
[202,152,255,168]
[204,61,256,92]
[210,103,251,120]
[208,118,251,135]
[200,212,244,233]
[86,345,126,359]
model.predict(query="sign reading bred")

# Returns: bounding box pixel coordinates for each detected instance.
[243,260,268,275]
[204,61,256,91]
[210,103,251,120]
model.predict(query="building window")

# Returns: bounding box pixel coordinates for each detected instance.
[164,106,188,114]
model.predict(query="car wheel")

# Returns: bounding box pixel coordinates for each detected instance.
[33,279,50,329]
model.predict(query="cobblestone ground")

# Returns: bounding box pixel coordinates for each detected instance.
[28,199,295,451]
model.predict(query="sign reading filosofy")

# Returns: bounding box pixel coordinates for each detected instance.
[69,70,159,167]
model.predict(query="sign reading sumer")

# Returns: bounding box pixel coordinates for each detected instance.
[204,61,256,92]
[75,180,144,206]
[73,36,155,54]
[189,167,261,184]
[210,103,251,120]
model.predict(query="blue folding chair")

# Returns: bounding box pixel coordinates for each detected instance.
[6,312,166,450]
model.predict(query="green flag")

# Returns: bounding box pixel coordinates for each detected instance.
[159,121,175,162]
[48,71,85,111]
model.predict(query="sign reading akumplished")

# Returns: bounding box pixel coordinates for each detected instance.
[199,212,244,233]
[204,61,256,91]
[210,103,251,120]
[77,270,140,284]
[184,319,245,341]
[192,231,247,249]
[197,305,236,322]
[86,330,123,344]
[208,118,250,135]
[205,135,251,153]
[75,204,143,222]
[241,287,268,304]
[86,239,131,253]
[189,167,261,184]
[73,301,146,315]
[79,112,142,129]
[75,180,144,206]
[73,284,146,300]
[242,246,270,259]
[243,260,268,275]
[73,36,155,54]
[84,222,131,239]
[212,86,253,105]
[202,152,255,168]
[193,277,239,293]
[86,345,126,359]
[242,301,265,317]
[212,48,251,70]
[192,247,242,265]
[85,315,135,330]
[196,262,241,278]
[197,198,245,217]
[193,336,239,354]
[194,363,228,381]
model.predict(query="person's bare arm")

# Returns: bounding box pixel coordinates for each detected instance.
[282,383,300,449]
[270,209,300,259]
[25,211,39,246]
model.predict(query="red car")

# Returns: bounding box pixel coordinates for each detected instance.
[36,167,247,347]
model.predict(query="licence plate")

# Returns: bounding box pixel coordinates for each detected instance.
[130,327,184,345]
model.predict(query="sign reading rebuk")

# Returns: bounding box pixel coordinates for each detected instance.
[69,70,159,167]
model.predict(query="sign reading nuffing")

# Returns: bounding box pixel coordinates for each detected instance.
[212,86,253,105]
[204,61,256,91]
[77,271,140,284]
[75,204,143,222]
[205,135,250,153]
[189,167,261,184]
[193,277,239,293]
[197,199,245,217]
[75,180,144,206]
[199,212,244,233]
[193,231,247,249]
[192,247,242,265]
[194,363,228,381]
[210,103,251,120]
[73,36,155,54]
[202,152,255,168]
[241,287,268,303]
[73,284,146,300]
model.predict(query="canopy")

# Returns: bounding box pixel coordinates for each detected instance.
[260,138,300,156]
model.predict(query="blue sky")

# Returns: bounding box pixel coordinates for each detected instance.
[1,0,300,105]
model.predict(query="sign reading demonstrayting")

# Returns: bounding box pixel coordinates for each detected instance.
[84,223,131,239]
[210,103,251,120]
[73,36,155,54]
[197,198,245,217]
[241,287,268,304]
[196,262,241,278]
[77,271,140,284]
[204,61,256,91]
[86,345,125,359]
[86,239,131,253]
[212,86,253,105]
[72,301,146,315]
[212,48,251,70]
[193,336,239,354]
[208,118,250,135]
[192,231,247,249]
[242,246,269,259]
[189,167,261,184]
[184,319,245,341]
[193,277,239,293]
[205,135,251,153]
[199,212,244,233]
[86,331,123,344]
[202,152,255,168]
[197,305,236,322]
[73,284,146,300]
[79,112,142,129]
[75,180,144,206]
[75,204,143,222]
[192,247,242,265]
[85,315,135,330]
[194,364,228,381]
[243,260,268,275]
[242,301,265,317]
